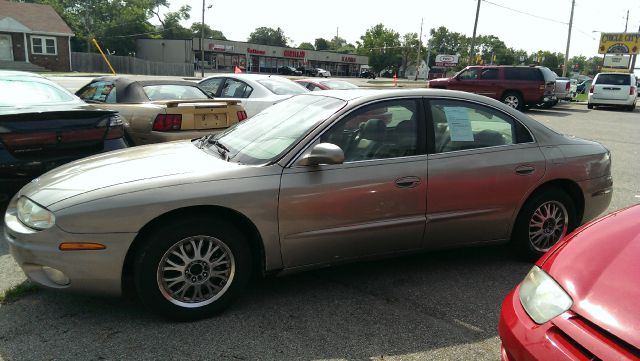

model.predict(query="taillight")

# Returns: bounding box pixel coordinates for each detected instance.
[565,82,570,91]
[237,110,248,121]
[589,85,594,94]
[539,85,545,90]
[105,114,124,139]
[630,86,636,95]
[152,114,182,131]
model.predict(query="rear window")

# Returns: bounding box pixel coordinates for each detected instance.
[256,78,308,95]
[143,85,210,101]
[595,74,631,86]
[504,67,544,81]
[77,81,117,103]
[0,78,76,106]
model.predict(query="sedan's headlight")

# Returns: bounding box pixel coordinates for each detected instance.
[519,266,572,324]
[16,197,56,230]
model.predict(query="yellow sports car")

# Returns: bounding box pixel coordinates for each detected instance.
[76,77,247,145]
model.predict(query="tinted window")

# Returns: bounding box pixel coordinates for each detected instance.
[257,78,308,95]
[595,74,631,86]
[0,78,76,106]
[430,99,531,153]
[143,85,209,100]
[458,68,479,80]
[320,100,420,162]
[77,81,116,103]
[504,67,543,81]
[480,68,498,80]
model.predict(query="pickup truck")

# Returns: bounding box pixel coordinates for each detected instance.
[554,77,577,101]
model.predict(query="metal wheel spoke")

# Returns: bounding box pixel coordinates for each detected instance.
[211,253,228,267]
[167,278,185,289]
[204,245,220,262]
[191,239,203,259]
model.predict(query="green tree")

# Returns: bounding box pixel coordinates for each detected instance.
[190,23,226,40]
[298,42,315,50]
[356,24,401,72]
[584,56,603,76]
[315,38,330,51]
[337,44,357,54]
[329,36,347,50]
[398,32,425,77]
[248,27,288,47]
[569,55,587,74]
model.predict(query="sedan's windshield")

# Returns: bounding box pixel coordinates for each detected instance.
[256,78,308,95]
[0,78,77,106]
[208,95,346,165]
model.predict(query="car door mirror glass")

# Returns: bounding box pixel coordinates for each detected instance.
[297,143,345,166]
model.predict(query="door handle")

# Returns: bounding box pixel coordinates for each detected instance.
[515,165,535,175]
[395,176,421,188]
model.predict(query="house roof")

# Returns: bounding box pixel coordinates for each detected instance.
[0,0,74,36]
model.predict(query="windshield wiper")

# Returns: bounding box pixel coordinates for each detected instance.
[207,137,230,161]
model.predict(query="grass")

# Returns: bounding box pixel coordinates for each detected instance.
[575,93,587,102]
[0,282,39,304]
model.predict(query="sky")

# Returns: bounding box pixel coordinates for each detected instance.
[162,0,640,59]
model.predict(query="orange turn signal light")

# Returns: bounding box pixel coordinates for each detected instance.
[59,243,106,251]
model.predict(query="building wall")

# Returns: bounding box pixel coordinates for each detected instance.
[27,34,70,71]
[0,32,26,61]
[136,39,192,64]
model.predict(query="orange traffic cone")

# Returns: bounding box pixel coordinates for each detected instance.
[393,72,397,87]
[234,65,242,74]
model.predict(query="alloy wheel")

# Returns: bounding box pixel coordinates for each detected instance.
[503,95,520,109]
[528,201,568,252]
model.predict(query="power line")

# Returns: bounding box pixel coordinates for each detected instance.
[482,0,568,25]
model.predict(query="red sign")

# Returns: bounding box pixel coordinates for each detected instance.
[247,48,265,55]
[341,56,356,63]
[283,50,305,58]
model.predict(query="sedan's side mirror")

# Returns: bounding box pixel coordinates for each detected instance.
[297,143,345,166]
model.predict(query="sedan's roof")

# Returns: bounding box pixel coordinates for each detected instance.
[85,76,208,103]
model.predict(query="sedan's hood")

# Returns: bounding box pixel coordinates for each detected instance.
[542,205,640,347]
[19,140,241,207]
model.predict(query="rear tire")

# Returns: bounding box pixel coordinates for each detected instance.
[133,217,252,321]
[587,103,593,109]
[501,92,523,111]
[512,187,577,260]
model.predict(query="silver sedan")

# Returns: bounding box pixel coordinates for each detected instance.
[4,89,612,320]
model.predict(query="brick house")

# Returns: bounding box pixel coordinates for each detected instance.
[0,0,74,72]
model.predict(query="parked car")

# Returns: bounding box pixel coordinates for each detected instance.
[428,65,557,111]
[277,66,302,76]
[588,72,637,111]
[499,204,640,360]
[576,79,592,94]
[553,77,574,102]
[5,89,612,321]
[0,71,127,202]
[76,77,246,146]
[295,78,358,91]
[360,69,377,79]
[199,74,308,118]
[315,68,331,77]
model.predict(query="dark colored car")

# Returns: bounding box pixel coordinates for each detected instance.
[576,79,592,94]
[360,69,376,79]
[0,71,126,202]
[428,66,557,111]
[278,66,302,76]
[499,204,640,360]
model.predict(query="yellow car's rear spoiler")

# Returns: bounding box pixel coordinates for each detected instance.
[151,99,241,107]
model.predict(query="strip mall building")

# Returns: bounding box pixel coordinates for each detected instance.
[136,38,369,77]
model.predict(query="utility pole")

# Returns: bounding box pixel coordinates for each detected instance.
[624,10,629,32]
[562,0,575,77]
[468,0,481,64]
[631,24,639,73]
[200,0,205,78]
[415,18,423,81]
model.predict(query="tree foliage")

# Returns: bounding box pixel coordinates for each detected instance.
[248,27,288,47]
[314,38,330,51]
[298,42,315,50]
[356,24,401,72]
[190,23,226,40]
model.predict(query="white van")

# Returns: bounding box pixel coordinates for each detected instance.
[588,72,637,111]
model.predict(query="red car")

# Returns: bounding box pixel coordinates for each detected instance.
[428,66,557,111]
[498,204,640,361]
[295,78,358,91]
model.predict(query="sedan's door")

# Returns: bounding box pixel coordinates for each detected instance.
[278,99,428,268]
[425,98,546,247]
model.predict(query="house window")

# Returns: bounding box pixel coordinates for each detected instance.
[31,36,57,55]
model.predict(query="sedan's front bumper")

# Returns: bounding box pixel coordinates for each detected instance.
[4,197,136,296]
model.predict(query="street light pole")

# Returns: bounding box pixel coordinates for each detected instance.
[562,0,575,77]
[469,0,481,64]
[415,18,423,81]
[201,0,205,78]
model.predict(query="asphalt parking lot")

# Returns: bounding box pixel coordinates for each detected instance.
[0,86,638,360]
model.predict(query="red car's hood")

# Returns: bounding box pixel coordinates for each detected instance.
[541,205,640,347]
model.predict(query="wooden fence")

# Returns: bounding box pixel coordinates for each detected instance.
[71,52,194,77]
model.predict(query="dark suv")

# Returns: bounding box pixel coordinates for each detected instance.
[428,66,557,110]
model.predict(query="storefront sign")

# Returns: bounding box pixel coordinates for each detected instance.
[283,50,305,58]
[435,54,458,67]
[209,44,226,51]
[342,56,356,63]
[598,33,640,54]
[247,48,266,55]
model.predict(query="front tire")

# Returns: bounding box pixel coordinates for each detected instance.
[501,92,523,111]
[512,188,577,260]
[587,103,594,109]
[133,217,251,321]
